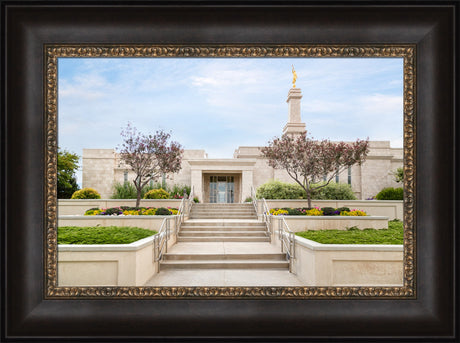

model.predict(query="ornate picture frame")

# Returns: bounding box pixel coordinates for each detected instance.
[46,44,416,299]
[3,2,455,340]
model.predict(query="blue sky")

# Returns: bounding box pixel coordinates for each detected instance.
[58,57,403,185]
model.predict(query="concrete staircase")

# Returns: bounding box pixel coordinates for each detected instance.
[160,203,289,270]
[177,221,269,242]
[189,203,257,219]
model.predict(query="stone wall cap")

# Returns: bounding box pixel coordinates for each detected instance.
[264,199,403,203]
[59,215,178,219]
[272,215,389,220]
[294,235,403,251]
[58,199,182,202]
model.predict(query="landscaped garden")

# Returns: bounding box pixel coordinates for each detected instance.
[111,182,193,200]
[58,226,156,244]
[269,207,367,216]
[84,206,179,216]
[295,219,403,244]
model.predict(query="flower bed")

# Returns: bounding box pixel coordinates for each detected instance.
[84,206,179,216]
[269,207,367,216]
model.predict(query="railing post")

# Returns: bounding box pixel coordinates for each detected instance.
[166,219,170,253]
[279,219,283,253]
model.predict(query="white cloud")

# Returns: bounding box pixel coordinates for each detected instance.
[58,57,404,178]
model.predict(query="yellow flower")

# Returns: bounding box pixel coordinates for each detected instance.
[270,209,289,216]
[305,208,323,216]
[340,210,367,216]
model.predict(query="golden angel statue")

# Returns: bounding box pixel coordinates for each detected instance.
[292,65,297,88]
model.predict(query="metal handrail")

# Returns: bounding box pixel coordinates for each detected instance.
[175,197,186,235]
[276,216,295,273]
[261,198,273,239]
[251,192,273,242]
[250,186,258,214]
[187,185,195,215]
[153,187,194,273]
[153,216,172,273]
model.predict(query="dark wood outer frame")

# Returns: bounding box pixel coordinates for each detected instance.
[2,2,456,341]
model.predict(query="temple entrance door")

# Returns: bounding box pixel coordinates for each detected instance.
[210,176,234,203]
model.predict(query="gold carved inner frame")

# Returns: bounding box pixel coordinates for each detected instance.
[45,45,416,299]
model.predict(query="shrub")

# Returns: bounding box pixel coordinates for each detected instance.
[71,188,101,199]
[193,197,200,203]
[103,207,124,215]
[256,180,305,199]
[310,182,357,200]
[85,209,102,215]
[244,197,253,203]
[337,207,351,213]
[320,207,337,216]
[155,207,172,215]
[375,187,404,200]
[286,208,303,215]
[111,182,154,199]
[170,184,191,199]
[144,188,170,199]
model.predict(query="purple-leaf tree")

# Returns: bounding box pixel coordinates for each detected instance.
[260,132,369,208]
[117,123,184,207]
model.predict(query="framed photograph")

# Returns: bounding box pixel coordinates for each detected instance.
[2,1,456,341]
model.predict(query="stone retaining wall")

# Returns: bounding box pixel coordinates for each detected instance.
[58,199,182,215]
[58,215,180,231]
[58,232,177,286]
[271,215,390,231]
[263,200,403,220]
[291,236,404,286]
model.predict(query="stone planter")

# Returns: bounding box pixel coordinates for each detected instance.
[58,199,182,215]
[271,215,389,231]
[58,215,179,231]
[262,200,403,220]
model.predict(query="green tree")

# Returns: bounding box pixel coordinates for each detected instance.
[261,132,369,208]
[117,123,183,207]
[58,148,80,199]
[392,167,404,183]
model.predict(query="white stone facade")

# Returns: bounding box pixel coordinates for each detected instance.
[82,87,403,201]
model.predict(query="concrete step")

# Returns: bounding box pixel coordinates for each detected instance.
[181,221,264,226]
[193,203,254,207]
[160,260,289,269]
[190,215,257,219]
[179,231,267,237]
[176,237,270,242]
[192,206,255,209]
[180,226,266,231]
[191,210,256,214]
[163,253,286,261]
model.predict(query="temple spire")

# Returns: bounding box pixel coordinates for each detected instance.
[283,68,306,136]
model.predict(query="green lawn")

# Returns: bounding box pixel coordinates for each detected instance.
[295,220,403,244]
[58,226,157,244]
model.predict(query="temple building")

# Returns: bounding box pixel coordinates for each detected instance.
[82,84,403,202]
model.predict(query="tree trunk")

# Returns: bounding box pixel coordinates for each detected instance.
[136,192,141,208]
[304,182,312,209]
[306,190,312,209]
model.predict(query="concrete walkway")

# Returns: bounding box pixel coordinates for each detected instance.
[144,269,304,286]
[144,242,304,286]
[145,204,304,287]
